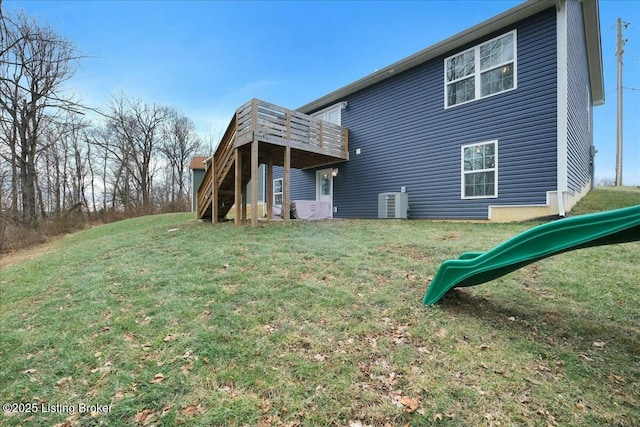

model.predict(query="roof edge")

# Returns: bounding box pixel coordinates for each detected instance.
[298,0,553,114]
[581,0,605,105]
[189,156,208,170]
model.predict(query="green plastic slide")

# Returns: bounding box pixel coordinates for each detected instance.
[423,204,640,305]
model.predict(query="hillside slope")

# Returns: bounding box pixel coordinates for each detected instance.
[571,186,640,215]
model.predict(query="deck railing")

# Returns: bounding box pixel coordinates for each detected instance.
[237,99,348,159]
[197,98,348,219]
[196,164,213,219]
[213,115,238,189]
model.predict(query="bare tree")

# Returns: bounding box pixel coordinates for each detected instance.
[38,112,89,216]
[0,8,81,228]
[85,121,128,214]
[160,109,202,211]
[0,159,10,252]
[104,95,170,214]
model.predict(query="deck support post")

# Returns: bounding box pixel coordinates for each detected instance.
[251,138,259,227]
[211,156,218,223]
[234,148,242,225]
[242,189,247,223]
[283,145,291,222]
[266,153,273,221]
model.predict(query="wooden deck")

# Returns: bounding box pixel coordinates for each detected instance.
[196,99,349,226]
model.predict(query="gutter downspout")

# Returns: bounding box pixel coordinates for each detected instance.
[556,0,568,217]
[590,145,597,190]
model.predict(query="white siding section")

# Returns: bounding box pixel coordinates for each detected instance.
[556,0,569,216]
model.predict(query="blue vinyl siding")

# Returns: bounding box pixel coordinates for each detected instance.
[279,7,558,220]
[272,165,315,204]
[191,169,205,212]
[566,0,593,193]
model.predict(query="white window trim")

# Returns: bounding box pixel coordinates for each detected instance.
[273,178,283,205]
[461,140,499,199]
[444,30,518,109]
[311,102,344,126]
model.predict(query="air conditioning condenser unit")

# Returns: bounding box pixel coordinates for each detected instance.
[378,192,408,219]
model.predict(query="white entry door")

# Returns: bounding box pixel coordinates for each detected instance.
[316,169,333,218]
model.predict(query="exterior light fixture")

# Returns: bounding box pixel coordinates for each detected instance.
[332,168,339,177]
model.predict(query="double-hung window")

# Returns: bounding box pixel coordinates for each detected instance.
[461,141,498,199]
[445,31,516,108]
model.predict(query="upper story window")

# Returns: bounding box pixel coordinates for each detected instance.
[445,30,517,108]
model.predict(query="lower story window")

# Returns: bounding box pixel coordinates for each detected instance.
[461,140,498,199]
[273,178,283,205]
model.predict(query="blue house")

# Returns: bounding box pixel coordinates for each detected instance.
[196,0,604,224]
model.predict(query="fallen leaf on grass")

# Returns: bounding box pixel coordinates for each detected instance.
[90,365,111,374]
[400,396,421,413]
[112,391,126,402]
[536,408,558,426]
[23,368,37,374]
[55,376,73,387]
[181,404,205,416]
[151,373,166,383]
[593,341,605,349]
[163,334,178,342]
[260,399,272,413]
[435,328,448,339]
[134,409,156,425]
[262,324,277,333]
[609,374,626,384]
[26,350,43,360]
[494,369,510,378]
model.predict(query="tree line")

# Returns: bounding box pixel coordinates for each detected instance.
[1,5,208,248]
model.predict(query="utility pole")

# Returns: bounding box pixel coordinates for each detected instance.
[615,18,627,187]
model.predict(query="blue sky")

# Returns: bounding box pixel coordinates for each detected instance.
[5,0,640,184]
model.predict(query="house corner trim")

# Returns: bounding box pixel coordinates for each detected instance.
[556,0,569,217]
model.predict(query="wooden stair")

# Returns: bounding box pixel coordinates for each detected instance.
[196,115,239,220]
[196,99,349,224]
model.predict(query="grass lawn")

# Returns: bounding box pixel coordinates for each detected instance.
[1,188,638,426]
